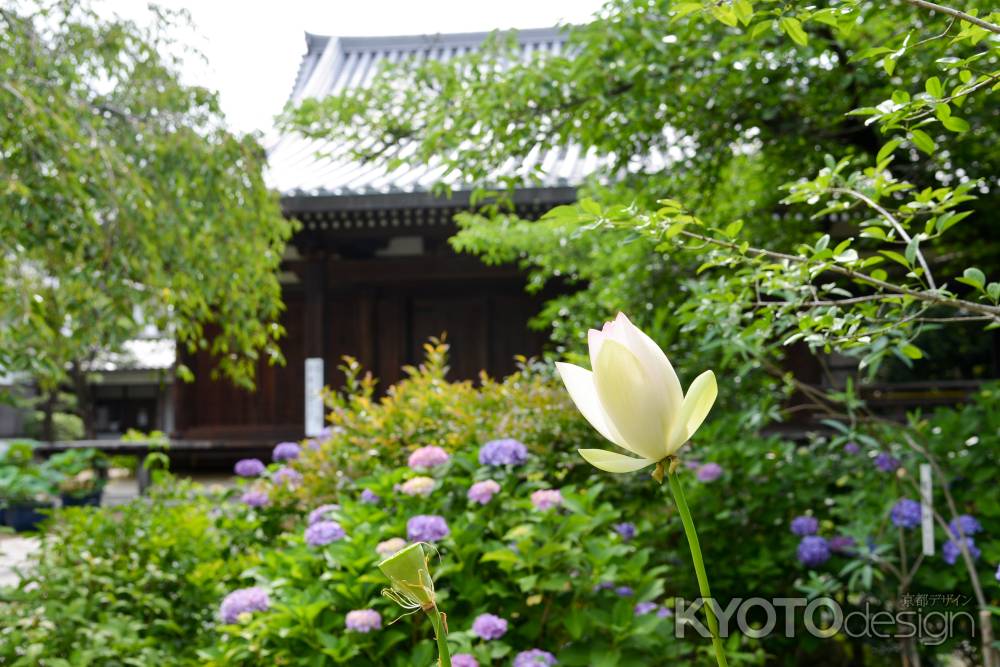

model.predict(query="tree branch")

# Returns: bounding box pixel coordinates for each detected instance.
[829,187,936,291]
[674,228,1000,320]
[900,0,1000,34]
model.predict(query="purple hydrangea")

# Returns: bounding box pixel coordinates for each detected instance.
[234,458,265,477]
[634,601,658,616]
[696,462,723,483]
[890,499,922,529]
[360,488,380,504]
[874,453,899,473]
[345,609,382,633]
[995,564,1000,582]
[479,438,529,466]
[407,514,450,542]
[614,586,634,597]
[844,442,860,455]
[471,613,508,640]
[240,489,269,508]
[219,586,270,623]
[531,489,562,511]
[452,655,479,667]
[408,445,450,471]
[305,520,346,547]
[790,515,819,536]
[614,522,637,541]
[308,504,339,525]
[514,649,558,666]
[468,480,501,504]
[797,536,831,568]
[657,606,673,618]
[273,466,302,487]
[593,581,615,592]
[828,535,857,554]
[272,441,301,462]
[948,514,982,538]
[943,537,981,565]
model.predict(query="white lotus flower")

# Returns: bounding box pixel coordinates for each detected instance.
[556,313,718,474]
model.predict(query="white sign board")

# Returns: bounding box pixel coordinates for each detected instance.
[920,463,935,556]
[304,357,324,437]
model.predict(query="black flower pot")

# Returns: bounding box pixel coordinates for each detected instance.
[60,489,102,507]
[4,502,52,532]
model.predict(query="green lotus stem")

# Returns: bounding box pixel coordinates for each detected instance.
[668,467,728,667]
[427,606,452,667]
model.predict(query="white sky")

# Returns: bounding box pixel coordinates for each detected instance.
[98,0,606,136]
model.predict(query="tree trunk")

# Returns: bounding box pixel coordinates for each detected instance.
[70,362,96,440]
[41,389,57,442]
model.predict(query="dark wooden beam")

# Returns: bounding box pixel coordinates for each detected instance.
[303,256,326,359]
[280,186,577,216]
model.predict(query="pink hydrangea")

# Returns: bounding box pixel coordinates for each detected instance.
[468,480,501,504]
[345,609,382,633]
[531,489,563,511]
[375,537,408,558]
[408,445,450,471]
[400,476,436,497]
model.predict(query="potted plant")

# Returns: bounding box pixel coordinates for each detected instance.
[0,464,58,532]
[47,448,107,507]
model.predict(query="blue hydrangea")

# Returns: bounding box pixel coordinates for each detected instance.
[890,499,922,529]
[942,537,980,565]
[790,515,819,536]
[478,438,528,466]
[797,536,830,568]
[614,522,637,541]
[874,453,899,473]
[948,514,982,538]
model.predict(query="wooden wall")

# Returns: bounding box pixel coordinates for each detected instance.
[173,255,549,441]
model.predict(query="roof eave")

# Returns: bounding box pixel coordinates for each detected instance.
[280,186,577,216]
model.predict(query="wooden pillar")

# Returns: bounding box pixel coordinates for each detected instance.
[303,256,326,361]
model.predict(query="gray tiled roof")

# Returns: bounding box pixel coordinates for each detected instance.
[267,27,612,198]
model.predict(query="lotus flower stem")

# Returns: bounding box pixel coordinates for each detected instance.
[427,606,452,667]
[668,467,728,667]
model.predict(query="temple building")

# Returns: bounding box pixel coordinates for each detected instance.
[172,28,581,444]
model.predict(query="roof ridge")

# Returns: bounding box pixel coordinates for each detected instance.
[306,25,566,50]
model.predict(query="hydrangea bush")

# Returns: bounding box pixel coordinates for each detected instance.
[1,349,997,665]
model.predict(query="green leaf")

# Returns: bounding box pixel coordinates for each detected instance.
[711,5,739,26]
[673,2,704,19]
[904,237,919,265]
[724,220,743,238]
[925,76,943,98]
[733,0,754,26]
[876,138,902,164]
[901,344,923,360]
[880,250,911,267]
[941,115,970,133]
[779,17,808,46]
[958,267,986,290]
[909,129,937,154]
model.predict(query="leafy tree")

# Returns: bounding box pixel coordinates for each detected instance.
[1,1,294,437]
[285,0,1000,660]
[284,0,999,360]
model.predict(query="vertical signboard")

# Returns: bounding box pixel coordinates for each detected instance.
[920,463,934,556]
[305,357,324,437]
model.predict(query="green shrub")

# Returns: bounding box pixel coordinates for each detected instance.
[22,410,84,441]
[2,346,997,666]
[0,479,257,666]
